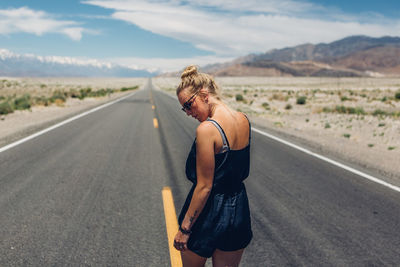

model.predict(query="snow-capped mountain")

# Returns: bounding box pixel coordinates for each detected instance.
[0,49,156,77]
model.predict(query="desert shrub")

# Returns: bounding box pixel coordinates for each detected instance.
[372,109,387,116]
[13,94,31,110]
[335,105,347,113]
[346,107,357,114]
[50,91,66,103]
[121,86,139,92]
[354,107,366,115]
[89,88,107,97]
[0,101,13,114]
[325,123,331,129]
[78,88,92,99]
[40,84,47,88]
[334,105,365,115]
[253,94,258,97]
[378,122,385,127]
[98,88,111,96]
[272,93,286,101]
[348,107,365,115]
[395,91,400,100]
[381,96,387,102]
[296,96,306,105]
[235,94,244,101]
[54,99,65,106]
[343,133,351,138]
[388,146,396,150]
[341,96,350,101]
[285,104,292,110]
[0,96,5,101]
[322,107,332,113]
[261,102,270,110]
[34,96,49,106]
[368,144,374,147]
[69,89,80,98]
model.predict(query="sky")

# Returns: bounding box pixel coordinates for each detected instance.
[0,0,399,72]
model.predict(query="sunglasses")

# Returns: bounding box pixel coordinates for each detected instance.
[181,91,199,112]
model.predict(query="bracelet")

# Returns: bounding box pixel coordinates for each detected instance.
[179,225,192,235]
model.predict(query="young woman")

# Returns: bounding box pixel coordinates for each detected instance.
[174,65,252,267]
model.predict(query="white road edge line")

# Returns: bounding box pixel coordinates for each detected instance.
[252,127,400,193]
[153,87,400,193]
[0,91,138,154]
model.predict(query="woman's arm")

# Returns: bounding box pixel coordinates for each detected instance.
[174,122,216,250]
[181,122,216,230]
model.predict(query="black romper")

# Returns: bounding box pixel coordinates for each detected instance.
[178,115,253,258]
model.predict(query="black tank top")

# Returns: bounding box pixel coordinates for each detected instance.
[185,115,251,193]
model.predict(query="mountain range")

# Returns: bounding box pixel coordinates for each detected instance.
[203,35,400,77]
[2,35,400,77]
[0,49,155,77]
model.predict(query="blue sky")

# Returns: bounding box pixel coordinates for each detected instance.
[1,0,399,72]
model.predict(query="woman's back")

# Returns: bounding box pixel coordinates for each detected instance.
[210,108,250,153]
[185,109,251,191]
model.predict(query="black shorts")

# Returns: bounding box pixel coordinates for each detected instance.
[178,185,253,258]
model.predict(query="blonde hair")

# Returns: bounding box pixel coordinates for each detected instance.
[176,65,221,100]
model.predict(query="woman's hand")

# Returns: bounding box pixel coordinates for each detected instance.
[174,230,190,251]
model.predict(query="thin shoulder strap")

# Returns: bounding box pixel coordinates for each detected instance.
[242,113,251,140]
[206,119,230,152]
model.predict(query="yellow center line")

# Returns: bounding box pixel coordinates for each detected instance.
[162,187,183,267]
[153,118,159,128]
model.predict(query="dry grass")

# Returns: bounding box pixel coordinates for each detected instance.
[0,77,147,98]
[0,77,146,115]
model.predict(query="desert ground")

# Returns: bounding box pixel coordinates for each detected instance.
[153,77,400,182]
[0,76,399,183]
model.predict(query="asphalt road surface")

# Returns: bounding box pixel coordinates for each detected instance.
[1,79,399,266]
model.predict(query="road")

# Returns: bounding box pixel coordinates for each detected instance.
[0,79,399,266]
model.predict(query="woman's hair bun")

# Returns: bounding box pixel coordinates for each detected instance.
[181,65,198,79]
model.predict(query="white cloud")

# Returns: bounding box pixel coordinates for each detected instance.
[82,0,400,57]
[0,7,88,41]
[180,0,319,15]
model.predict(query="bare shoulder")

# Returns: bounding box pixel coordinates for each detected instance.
[196,121,217,139]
